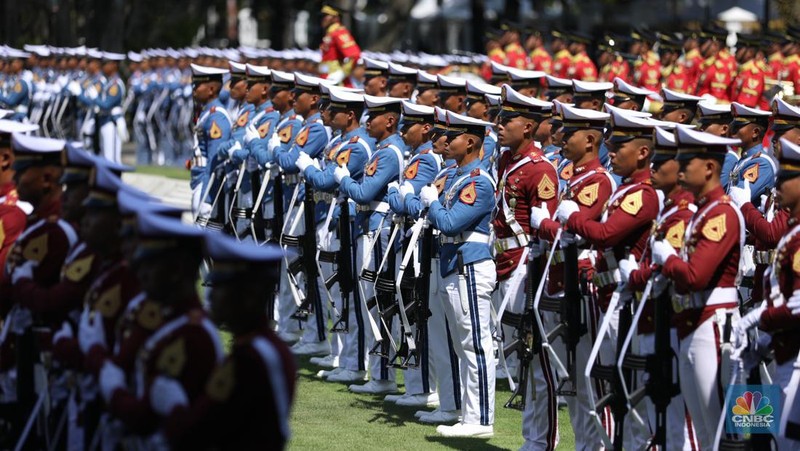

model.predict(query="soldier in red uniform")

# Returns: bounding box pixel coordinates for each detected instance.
[0,122,36,280]
[631,30,662,92]
[525,29,553,74]
[730,35,769,109]
[783,32,800,98]
[695,29,733,102]
[597,37,631,84]
[682,31,705,93]
[483,31,507,83]
[567,32,598,82]
[0,135,76,407]
[318,3,361,84]
[652,126,744,449]
[157,233,295,450]
[551,31,573,79]
[764,32,786,79]
[530,104,615,450]
[493,85,559,450]
[660,35,692,93]
[623,125,699,450]
[501,24,529,70]
[97,212,222,440]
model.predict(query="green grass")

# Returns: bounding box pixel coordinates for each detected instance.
[135,165,192,181]
[287,356,575,450]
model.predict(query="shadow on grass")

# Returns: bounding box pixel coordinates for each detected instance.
[425,436,507,450]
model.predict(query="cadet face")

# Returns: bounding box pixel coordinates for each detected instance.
[615,100,638,111]
[650,159,680,192]
[230,79,248,102]
[245,82,267,104]
[293,92,315,116]
[773,128,800,156]
[444,133,469,162]
[416,89,439,107]
[364,76,387,96]
[366,112,394,139]
[496,115,531,148]
[678,157,717,194]
[534,118,552,143]
[576,97,602,111]
[389,82,412,99]
[466,101,488,121]
[330,109,352,131]
[271,89,292,111]
[777,176,800,216]
[699,122,729,137]
[443,94,465,113]
[518,87,539,98]
[431,133,447,155]
[661,108,688,124]
[15,167,45,205]
[731,122,762,147]
[81,208,120,252]
[608,137,649,177]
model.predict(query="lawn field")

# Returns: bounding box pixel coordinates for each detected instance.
[286,356,576,450]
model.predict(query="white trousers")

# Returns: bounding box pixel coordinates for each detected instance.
[99,121,121,163]
[440,259,496,426]
[425,256,459,408]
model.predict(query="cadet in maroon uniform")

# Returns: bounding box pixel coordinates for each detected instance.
[652,127,744,450]
[493,85,559,450]
[157,233,295,450]
[0,121,36,281]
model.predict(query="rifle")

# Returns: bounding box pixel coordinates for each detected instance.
[319,195,354,333]
[364,219,403,358]
[391,215,428,369]
[503,245,543,410]
[226,161,247,239]
[411,217,434,372]
[271,169,285,244]
[287,183,322,329]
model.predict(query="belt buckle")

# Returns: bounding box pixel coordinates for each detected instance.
[672,295,687,313]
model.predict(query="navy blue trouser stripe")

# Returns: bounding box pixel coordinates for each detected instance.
[467,264,489,425]
[445,317,462,410]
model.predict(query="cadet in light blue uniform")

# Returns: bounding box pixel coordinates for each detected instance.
[188,64,232,216]
[334,94,405,394]
[418,110,497,438]
[275,72,332,356]
[93,53,126,163]
[299,88,373,381]
[728,103,776,207]
[0,50,32,122]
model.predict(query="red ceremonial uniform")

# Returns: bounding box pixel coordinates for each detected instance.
[719,49,738,81]
[0,182,28,281]
[0,198,77,371]
[105,296,222,434]
[731,60,769,109]
[758,220,800,365]
[784,54,800,98]
[628,189,695,332]
[529,47,553,74]
[569,52,598,81]
[319,23,361,77]
[661,187,741,339]
[565,170,659,312]
[504,42,529,70]
[695,55,732,102]
[538,158,614,294]
[662,64,692,93]
[634,51,662,92]
[163,320,297,450]
[482,48,506,82]
[552,49,572,79]
[493,144,559,281]
[767,51,784,79]
[600,57,631,83]
[683,48,705,93]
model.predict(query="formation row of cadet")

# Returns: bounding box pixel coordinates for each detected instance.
[186,50,800,450]
[0,118,297,448]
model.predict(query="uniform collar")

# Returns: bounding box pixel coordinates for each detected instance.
[455,157,482,176]
[377,132,402,148]
[31,196,61,221]
[281,108,296,120]
[202,98,224,113]
[304,111,321,124]
[0,182,16,198]
[621,169,651,186]
[744,143,763,158]
[666,187,694,207]
[511,142,543,161]
[696,185,726,208]
[414,141,433,155]
[572,157,602,175]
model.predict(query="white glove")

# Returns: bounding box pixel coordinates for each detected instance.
[530,240,548,258]
[333,164,350,184]
[729,180,751,207]
[267,133,281,153]
[52,321,73,345]
[419,185,439,207]
[737,304,766,332]
[387,181,400,192]
[67,80,82,96]
[326,70,346,85]
[197,202,213,219]
[78,307,106,354]
[244,123,260,144]
[295,152,314,172]
[732,325,749,350]
[11,260,37,284]
[618,255,638,284]
[556,200,580,223]
[100,361,126,402]
[399,181,415,199]
[149,376,189,416]
[86,86,99,100]
[787,288,800,315]
[530,203,550,229]
[651,239,677,266]
[226,141,242,159]
[656,190,665,213]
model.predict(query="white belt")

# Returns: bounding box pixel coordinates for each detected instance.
[494,235,530,253]
[754,250,775,265]
[356,201,389,214]
[192,156,208,168]
[14,105,28,114]
[439,232,491,245]
[550,248,595,265]
[110,106,123,116]
[592,269,621,288]
[673,287,738,312]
